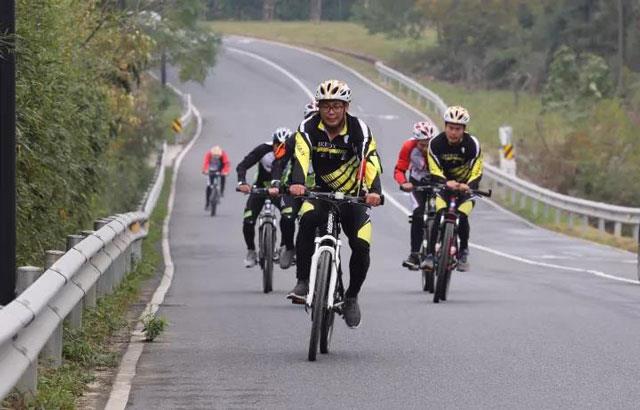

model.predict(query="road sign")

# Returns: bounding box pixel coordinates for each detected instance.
[171,118,182,133]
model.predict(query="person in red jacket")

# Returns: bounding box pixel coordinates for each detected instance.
[202,145,230,209]
[394,121,438,269]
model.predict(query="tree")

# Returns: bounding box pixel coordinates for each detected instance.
[263,0,276,20]
[355,0,426,38]
[310,0,322,21]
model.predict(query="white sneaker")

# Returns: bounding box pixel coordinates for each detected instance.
[244,250,257,268]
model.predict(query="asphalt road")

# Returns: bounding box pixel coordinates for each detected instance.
[125,38,640,409]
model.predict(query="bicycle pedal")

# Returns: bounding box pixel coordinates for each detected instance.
[288,296,306,305]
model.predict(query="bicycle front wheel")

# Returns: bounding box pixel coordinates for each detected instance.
[209,186,219,216]
[262,224,274,293]
[309,251,331,361]
[434,222,454,303]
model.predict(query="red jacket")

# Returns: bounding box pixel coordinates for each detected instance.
[202,150,230,175]
[394,138,429,185]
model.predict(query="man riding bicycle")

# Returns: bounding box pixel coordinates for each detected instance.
[237,128,295,268]
[423,106,483,272]
[287,79,383,328]
[202,145,230,209]
[394,121,438,270]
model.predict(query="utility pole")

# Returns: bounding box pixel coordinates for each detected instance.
[0,0,16,304]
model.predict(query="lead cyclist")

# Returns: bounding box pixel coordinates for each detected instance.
[287,79,383,329]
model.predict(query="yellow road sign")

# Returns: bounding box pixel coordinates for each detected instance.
[503,144,515,160]
[171,118,182,133]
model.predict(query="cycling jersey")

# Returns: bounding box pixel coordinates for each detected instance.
[236,142,276,187]
[291,113,382,194]
[428,132,483,189]
[394,138,430,185]
[202,150,230,174]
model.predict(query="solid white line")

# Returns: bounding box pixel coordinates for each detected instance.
[105,96,205,410]
[226,38,639,286]
[226,46,314,100]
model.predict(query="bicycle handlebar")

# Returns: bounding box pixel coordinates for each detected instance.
[407,183,491,198]
[299,190,385,206]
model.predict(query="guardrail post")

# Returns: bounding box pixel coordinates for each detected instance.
[582,215,589,231]
[567,212,574,228]
[66,234,84,329]
[14,266,44,397]
[519,193,526,210]
[613,221,622,237]
[543,203,550,221]
[41,250,65,368]
[531,199,538,217]
[510,189,516,206]
[95,219,117,294]
[598,218,605,232]
[81,229,106,300]
[554,208,561,225]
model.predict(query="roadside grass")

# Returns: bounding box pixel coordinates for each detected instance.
[210,21,638,252]
[2,167,171,410]
[148,79,183,145]
[208,21,436,62]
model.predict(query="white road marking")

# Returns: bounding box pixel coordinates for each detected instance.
[105,94,205,409]
[225,39,639,286]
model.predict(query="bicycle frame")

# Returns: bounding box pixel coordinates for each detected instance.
[306,211,342,309]
[258,199,277,259]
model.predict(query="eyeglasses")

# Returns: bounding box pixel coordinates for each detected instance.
[318,102,346,112]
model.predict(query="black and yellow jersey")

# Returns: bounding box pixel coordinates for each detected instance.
[428,132,483,189]
[291,113,382,195]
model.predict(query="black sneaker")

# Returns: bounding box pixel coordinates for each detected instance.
[343,297,361,328]
[457,249,470,272]
[286,280,308,303]
[402,252,420,270]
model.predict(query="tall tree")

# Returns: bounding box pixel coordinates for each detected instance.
[310,0,322,21]
[263,0,276,20]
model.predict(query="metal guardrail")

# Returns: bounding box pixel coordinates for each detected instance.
[375,61,640,241]
[0,85,194,401]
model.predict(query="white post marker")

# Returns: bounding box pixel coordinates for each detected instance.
[499,125,516,176]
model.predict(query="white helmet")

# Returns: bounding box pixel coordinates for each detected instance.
[304,101,318,118]
[412,121,437,140]
[315,79,352,103]
[443,106,470,126]
[272,127,292,144]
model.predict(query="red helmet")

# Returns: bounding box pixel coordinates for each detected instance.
[412,121,437,140]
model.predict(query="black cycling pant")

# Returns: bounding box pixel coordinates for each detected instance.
[205,174,226,204]
[278,195,301,250]
[242,194,296,251]
[295,200,372,298]
[409,188,430,253]
[427,212,470,254]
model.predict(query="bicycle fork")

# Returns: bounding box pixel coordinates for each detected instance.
[306,213,342,311]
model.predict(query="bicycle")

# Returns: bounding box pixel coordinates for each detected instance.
[207,170,222,217]
[236,187,279,293]
[432,186,491,303]
[411,185,438,294]
[301,191,384,361]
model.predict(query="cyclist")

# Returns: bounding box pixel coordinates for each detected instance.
[423,106,483,272]
[303,100,318,119]
[237,127,293,268]
[268,102,319,269]
[201,145,230,209]
[288,79,383,328]
[394,121,438,270]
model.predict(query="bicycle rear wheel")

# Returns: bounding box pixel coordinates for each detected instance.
[421,218,435,293]
[434,223,454,303]
[309,251,331,361]
[262,224,274,293]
